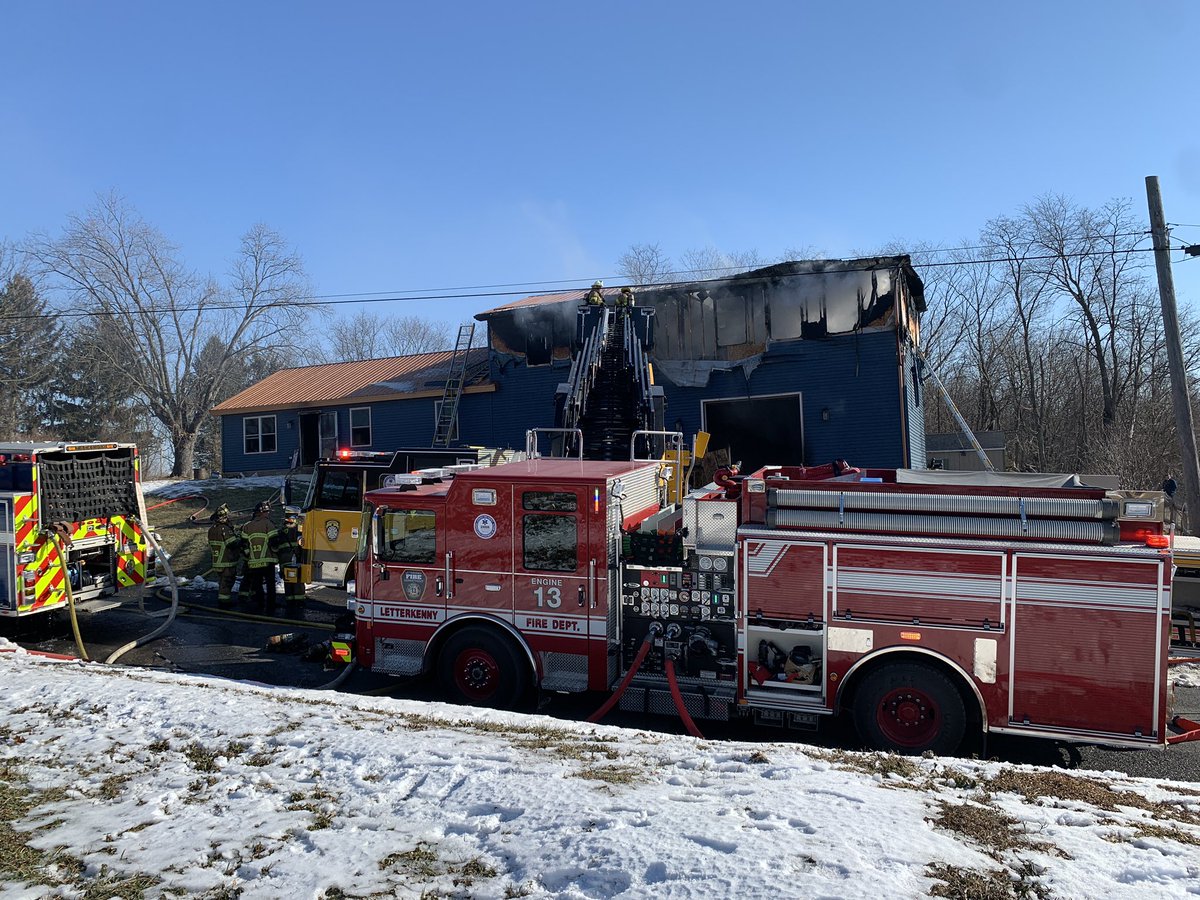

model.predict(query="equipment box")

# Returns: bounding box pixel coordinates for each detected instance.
[745,623,824,695]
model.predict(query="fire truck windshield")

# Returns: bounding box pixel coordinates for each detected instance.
[0,461,33,492]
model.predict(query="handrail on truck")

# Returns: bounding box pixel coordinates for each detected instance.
[630,430,685,505]
[525,428,585,460]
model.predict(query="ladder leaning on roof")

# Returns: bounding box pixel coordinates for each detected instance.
[432,323,475,447]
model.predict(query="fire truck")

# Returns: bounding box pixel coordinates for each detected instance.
[284,447,521,590]
[0,442,152,617]
[350,451,1174,754]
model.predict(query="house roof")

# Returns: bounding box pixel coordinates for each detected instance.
[211,348,491,415]
[474,257,925,319]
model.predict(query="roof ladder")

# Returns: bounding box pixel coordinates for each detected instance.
[432,323,475,447]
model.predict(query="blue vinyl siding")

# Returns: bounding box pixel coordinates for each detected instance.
[657,331,907,469]
[219,332,914,473]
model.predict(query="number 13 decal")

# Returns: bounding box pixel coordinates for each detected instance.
[533,586,562,608]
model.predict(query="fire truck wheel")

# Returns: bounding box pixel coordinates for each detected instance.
[438,627,531,710]
[853,662,966,756]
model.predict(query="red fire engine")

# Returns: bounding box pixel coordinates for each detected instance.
[351,453,1175,754]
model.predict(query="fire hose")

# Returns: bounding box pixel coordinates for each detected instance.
[106,522,179,664]
[48,531,88,661]
[586,623,705,738]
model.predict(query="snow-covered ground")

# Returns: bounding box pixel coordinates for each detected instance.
[142,475,284,498]
[2,642,1198,899]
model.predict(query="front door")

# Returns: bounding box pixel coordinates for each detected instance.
[319,410,338,459]
[512,484,601,691]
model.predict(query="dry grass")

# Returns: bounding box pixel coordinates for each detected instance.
[929,799,1055,860]
[986,770,1200,826]
[148,483,278,578]
[926,862,1047,900]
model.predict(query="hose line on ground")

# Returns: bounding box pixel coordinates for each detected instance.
[106,523,179,665]
[48,531,89,662]
[318,660,358,690]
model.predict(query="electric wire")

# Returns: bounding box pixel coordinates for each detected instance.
[0,243,1172,323]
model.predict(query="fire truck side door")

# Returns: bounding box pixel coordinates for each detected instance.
[370,502,446,622]
[444,481,514,617]
[512,484,601,692]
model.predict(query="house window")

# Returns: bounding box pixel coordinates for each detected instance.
[350,407,372,447]
[244,415,277,455]
[433,400,459,442]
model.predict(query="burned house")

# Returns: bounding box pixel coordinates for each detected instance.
[215,256,926,475]
[479,256,927,472]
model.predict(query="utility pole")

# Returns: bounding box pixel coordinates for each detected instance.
[1146,175,1200,532]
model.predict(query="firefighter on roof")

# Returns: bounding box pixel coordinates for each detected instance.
[207,504,244,609]
[585,280,605,306]
[615,286,635,309]
[241,500,278,609]
[270,512,304,610]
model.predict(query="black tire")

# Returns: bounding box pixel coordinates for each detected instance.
[437,626,531,710]
[852,662,967,756]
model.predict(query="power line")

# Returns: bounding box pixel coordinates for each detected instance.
[0,244,1169,323]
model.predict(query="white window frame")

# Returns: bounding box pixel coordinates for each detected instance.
[349,406,372,448]
[243,414,277,455]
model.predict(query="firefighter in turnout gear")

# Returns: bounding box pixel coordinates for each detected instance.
[240,500,278,608]
[207,504,244,609]
[616,286,635,309]
[269,512,304,610]
[585,280,605,306]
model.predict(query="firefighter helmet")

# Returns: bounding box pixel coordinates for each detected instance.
[255,500,271,517]
[591,280,603,289]
[212,503,230,522]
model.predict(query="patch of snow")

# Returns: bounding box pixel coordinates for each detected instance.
[143,475,283,497]
[0,652,1197,898]
[1171,661,1200,690]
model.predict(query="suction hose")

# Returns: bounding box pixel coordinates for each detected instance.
[106,522,179,665]
[48,531,88,662]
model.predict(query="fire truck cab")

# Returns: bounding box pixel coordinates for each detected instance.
[354,457,1173,755]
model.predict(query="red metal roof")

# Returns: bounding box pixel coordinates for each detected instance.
[211,349,489,415]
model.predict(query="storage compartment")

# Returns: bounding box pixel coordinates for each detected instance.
[745,623,825,694]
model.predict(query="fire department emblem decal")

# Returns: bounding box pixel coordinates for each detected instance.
[402,570,426,600]
[473,514,497,540]
[324,520,340,542]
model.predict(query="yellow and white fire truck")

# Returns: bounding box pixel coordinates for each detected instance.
[0,442,152,617]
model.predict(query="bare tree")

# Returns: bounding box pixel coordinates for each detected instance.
[323,310,453,362]
[29,194,310,475]
[617,243,672,285]
[678,246,767,280]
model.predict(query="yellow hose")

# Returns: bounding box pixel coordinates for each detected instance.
[49,532,89,662]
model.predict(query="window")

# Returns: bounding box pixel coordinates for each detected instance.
[244,415,277,455]
[522,491,578,571]
[316,470,362,510]
[523,491,578,512]
[379,509,438,564]
[350,407,372,447]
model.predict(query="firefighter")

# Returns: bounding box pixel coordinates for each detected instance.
[240,500,278,609]
[616,286,635,309]
[270,512,304,610]
[206,504,244,609]
[584,280,605,306]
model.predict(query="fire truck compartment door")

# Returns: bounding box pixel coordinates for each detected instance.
[512,484,604,692]
[445,481,515,616]
[1009,553,1166,741]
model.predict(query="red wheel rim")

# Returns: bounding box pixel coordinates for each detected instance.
[453,647,500,701]
[876,686,940,748]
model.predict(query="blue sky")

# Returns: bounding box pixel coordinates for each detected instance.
[3,1,1198,330]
